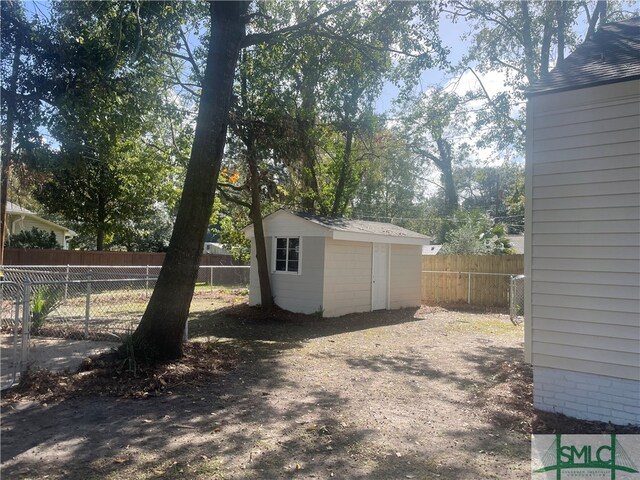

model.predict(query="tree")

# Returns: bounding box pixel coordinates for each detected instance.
[398,88,470,218]
[131,2,250,359]
[32,1,185,251]
[445,0,636,153]
[351,128,430,224]
[456,162,524,219]
[0,0,52,266]
[441,209,514,255]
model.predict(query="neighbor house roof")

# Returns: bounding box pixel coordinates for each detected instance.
[527,17,640,96]
[422,244,442,255]
[6,201,76,236]
[506,235,524,255]
[244,209,431,246]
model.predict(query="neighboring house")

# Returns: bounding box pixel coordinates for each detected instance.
[422,244,442,255]
[5,202,76,249]
[525,18,639,425]
[243,210,430,317]
[203,242,230,255]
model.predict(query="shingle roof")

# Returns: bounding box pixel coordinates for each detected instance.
[292,211,430,240]
[6,201,34,214]
[527,17,640,96]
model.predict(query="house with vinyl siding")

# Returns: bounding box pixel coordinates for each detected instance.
[243,210,430,317]
[5,202,76,249]
[525,18,640,425]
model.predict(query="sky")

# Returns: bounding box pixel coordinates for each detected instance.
[375,10,472,113]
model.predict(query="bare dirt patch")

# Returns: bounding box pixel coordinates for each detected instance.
[1,303,637,480]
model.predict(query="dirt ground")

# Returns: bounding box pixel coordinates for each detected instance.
[0,302,634,479]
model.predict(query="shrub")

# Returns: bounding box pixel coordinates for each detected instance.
[8,227,61,249]
[31,286,63,334]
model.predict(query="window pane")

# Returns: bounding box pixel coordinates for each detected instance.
[289,238,299,250]
[276,238,287,249]
[287,261,298,272]
[275,260,286,271]
[288,248,298,262]
[276,248,286,261]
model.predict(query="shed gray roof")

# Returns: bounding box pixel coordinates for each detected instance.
[292,212,430,240]
[527,17,640,96]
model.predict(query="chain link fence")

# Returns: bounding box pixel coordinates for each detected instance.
[509,275,525,325]
[0,264,249,389]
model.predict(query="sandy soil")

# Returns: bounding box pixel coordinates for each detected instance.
[1,305,537,479]
[9,298,637,480]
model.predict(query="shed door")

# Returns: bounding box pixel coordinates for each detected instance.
[371,243,389,310]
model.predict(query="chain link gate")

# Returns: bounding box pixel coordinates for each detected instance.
[1,281,26,390]
[509,275,525,325]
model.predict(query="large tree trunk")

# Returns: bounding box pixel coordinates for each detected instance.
[519,1,537,84]
[435,138,458,215]
[297,63,321,214]
[556,1,566,66]
[131,1,249,360]
[330,127,354,217]
[247,149,273,307]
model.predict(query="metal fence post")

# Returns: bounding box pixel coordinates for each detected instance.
[85,270,91,339]
[21,279,31,374]
[467,272,471,304]
[64,264,70,300]
[210,266,213,294]
[145,265,149,298]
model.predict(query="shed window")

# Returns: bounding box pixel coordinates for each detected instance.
[274,237,300,273]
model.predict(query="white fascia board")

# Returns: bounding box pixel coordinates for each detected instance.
[12,212,76,236]
[331,230,430,245]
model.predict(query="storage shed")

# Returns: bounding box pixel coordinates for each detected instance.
[243,210,430,317]
[525,18,640,425]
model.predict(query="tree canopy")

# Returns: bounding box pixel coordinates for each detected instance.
[2,0,637,358]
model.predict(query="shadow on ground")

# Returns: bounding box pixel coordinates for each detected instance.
[187,304,424,343]
[2,305,534,479]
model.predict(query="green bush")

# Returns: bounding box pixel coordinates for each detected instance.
[7,227,62,249]
[31,286,63,334]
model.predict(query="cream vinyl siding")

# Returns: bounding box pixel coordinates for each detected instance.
[526,79,640,380]
[248,236,324,314]
[322,239,372,317]
[389,244,422,309]
[10,216,67,248]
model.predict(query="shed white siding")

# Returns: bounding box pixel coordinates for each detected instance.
[389,244,422,310]
[525,80,640,382]
[322,239,372,317]
[246,210,429,318]
[248,236,325,314]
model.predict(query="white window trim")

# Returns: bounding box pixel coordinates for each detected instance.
[271,236,303,275]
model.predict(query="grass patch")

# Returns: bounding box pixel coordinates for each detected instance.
[445,313,522,337]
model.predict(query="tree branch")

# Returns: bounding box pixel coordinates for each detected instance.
[467,67,525,136]
[218,186,251,209]
[179,28,202,82]
[242,1,356,47]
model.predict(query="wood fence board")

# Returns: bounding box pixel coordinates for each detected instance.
[3,248,246,267]
[422,255,524,306]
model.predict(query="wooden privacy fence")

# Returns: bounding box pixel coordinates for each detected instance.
[3,248,244,267]
[422,255,524,307]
